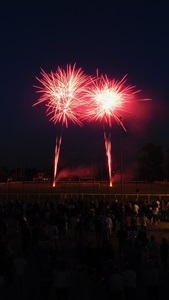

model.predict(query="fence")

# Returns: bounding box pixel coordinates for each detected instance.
[1,180,169,202]
[1,192,169,203]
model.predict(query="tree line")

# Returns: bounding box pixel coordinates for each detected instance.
[136,143,169,181]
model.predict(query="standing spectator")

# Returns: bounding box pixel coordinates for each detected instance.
[125,213,132,232]
[52,259,71,300]
[152,206,159,226]
[102,221,110,250]
[135,229,147,272]
[133,202,139,216]
[31,215,41,252]
[156,200,160,211]
[124,240,137,270]
[141,213,149,232]
[106,215,113,239]
[71,264,92,300]
[160,237,169,275]
[166,201,169,219]
[122,262,137,300]
[20,218,32,255]
[108,265,124,300]
[111,213,117,235]
[143,260,159,300]
[147,235,159,263]
[133,213,141,231]
[160,200,167,220]
[0,255,6,300]
[12,250,27,300]
[116,226,128,257]
[39,251,53,300]
[147,206,154,225]
[94,215,102,248]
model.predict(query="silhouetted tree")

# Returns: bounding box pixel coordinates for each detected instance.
[0,165,8,181]
[137,143,164,181]
[163,147,169,180]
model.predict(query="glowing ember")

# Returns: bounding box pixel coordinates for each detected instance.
[33,64,90,186]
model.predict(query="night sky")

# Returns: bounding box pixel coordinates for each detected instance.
[1,0,169,177]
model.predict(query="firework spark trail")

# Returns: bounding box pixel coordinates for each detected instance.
[104,130,113,187]
[85,73,140,186]
[33,64,90,186]
[53,134,62,187]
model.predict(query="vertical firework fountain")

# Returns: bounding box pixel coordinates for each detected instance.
[85,73,139,187]
[33,64,90,186]
[103,129,113,186]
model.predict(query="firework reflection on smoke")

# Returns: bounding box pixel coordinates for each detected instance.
[85,73,139,187]
[55,165,98,183]
[33,64,90,186]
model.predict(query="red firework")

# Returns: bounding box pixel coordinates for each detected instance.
[33,65,148,188]
[85,72,141,186]
[33,64,90,186]
[85,73,140,130]
[33,64,90,127]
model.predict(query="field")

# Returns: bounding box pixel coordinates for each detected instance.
[1,180,169,202]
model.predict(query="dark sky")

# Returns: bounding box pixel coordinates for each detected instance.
[1,0,169,175]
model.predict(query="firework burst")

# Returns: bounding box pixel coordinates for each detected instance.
[34,64,90,127]
[85,73,140,129]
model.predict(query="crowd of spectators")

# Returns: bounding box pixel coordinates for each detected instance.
[0,196,169,299]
